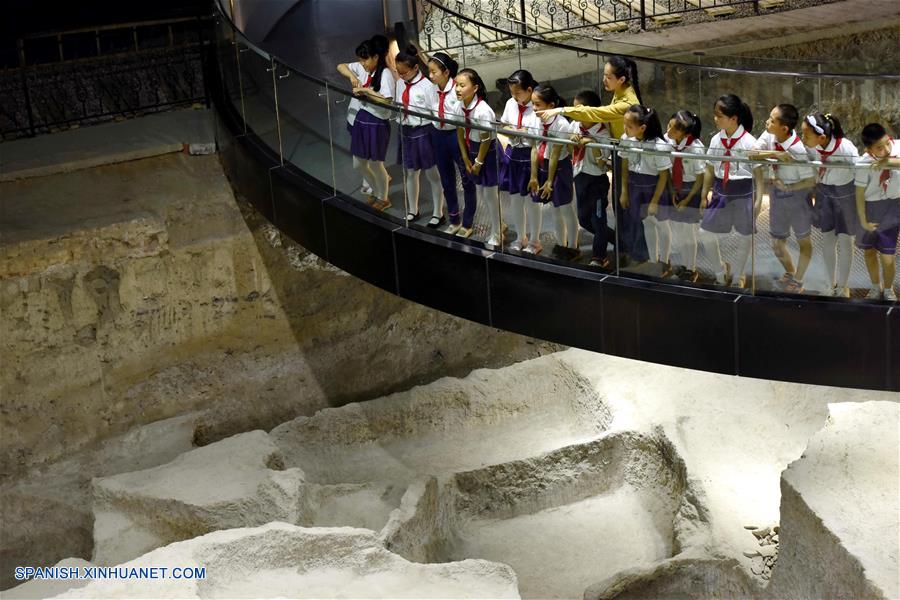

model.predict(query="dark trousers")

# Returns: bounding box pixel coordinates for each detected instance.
[430,128,476,226]
[575,172,614,260]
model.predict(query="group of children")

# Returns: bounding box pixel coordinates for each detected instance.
[337,37,899,300]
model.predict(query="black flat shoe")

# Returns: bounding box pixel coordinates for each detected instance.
[426,216,445,228]
[405,213,419,222]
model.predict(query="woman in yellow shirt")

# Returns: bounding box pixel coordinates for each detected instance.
[536,56,642,139]
[537,56,643,267]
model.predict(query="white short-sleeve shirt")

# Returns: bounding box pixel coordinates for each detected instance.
[813,136,859,187]
[855,139,900,201]
[571,121,610,176]
[499,98,535,148]
[752,131,815,185]
[431,79,460,131]
[346,62,368,126]
[451,96,496,143]
[394,72,437,127]
[707,125,757,180]
[348,63,395,122]
[619,134,672,176]
[664,134,706,184]
[528,114,572,162]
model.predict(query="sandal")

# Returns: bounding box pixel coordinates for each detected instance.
[373,198,392,212]
[783,278,804,294]
[365,194,379,207]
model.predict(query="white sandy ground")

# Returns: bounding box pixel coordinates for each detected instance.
[3,350,897,598]
[449,486,672,599]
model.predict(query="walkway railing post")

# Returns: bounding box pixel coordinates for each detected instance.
[519,0,528,48]
[640,0,647,30]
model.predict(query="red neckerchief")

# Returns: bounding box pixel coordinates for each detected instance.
[672,135,695,189]
[772,134,801,174]
[516,103,528,128]
[436,80,455,126]
[572,123,606,166]
[537,116,558,169]
[867,138,894,194]
[401,73,424,118]
[816,137,843,179]
[363,72,373,88]
[461,97,483,146]
[720,128,747,189]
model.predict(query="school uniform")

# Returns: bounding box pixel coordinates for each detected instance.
[813,136,860,235]
[450,96,498,187]
[702,125,757,235]
[394,73,438,170]
[348,63,395,162]
[665,134,706,224]
[753,131,815,239]
[498,98,535,196]
[530,114,574,207]
[855,140,900,255]
[618,135,672,262]
[430,79,475,227]
[571,121,612,260]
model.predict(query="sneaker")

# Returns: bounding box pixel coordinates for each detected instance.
[551,244,566,257]
[523,240,543,255]
[565,247,582,260]
[885,288,897,302]
[445,222,461,235]
[865,288,882,300]
[485,235,502,249]
[456,227,474,239]
[508,239,524,252]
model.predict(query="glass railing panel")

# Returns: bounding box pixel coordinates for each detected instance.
[233,32,280,152]
[275,59,338,190]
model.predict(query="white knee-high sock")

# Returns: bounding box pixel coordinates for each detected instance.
[508,193,527,242]
[526,201,543,243]
[558,202,578,247]
[425,167,443,218]
[405,169,421,215]
[837,233,853,287]
[735,234,752,281]
[699,228,725,280]
[658,219,671,263]
[480,186,501,237]
[822,229,837,287]
[687,223,699,270]
[671,222,688,267]
[353,157,376,190]
[644,216,660,262]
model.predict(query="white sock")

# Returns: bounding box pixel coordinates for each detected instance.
[837,233,853,287]
[353,157,376,190]
[508,193,527,242]
[700,228,725,280]
[559,202,578,247]
[479,186,501,237]
[425,167,443,218]
[822,229,837,288]
[362,177,372,191]
[658,219,671,264]
[644,215,660,262]
[687,223,699,270]
[405,169,421,215]
[734,234,752,281]
[526,201,543,243]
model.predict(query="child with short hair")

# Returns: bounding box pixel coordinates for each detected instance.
[570,90,613,268]
[750,104,816,293]
[618,104,672,268]
[855,123,899,301]
[665,110,706,281]
[800,112,859,297]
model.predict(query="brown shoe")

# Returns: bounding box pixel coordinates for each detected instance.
[373,198,392,212]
